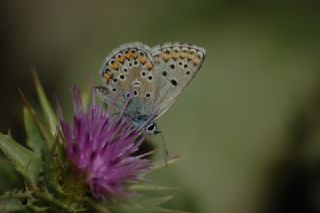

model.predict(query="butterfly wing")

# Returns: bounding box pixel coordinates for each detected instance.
[150,42,206,119]
[96,42,157,118]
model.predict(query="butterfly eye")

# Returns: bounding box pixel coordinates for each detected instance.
[146,122,158,133]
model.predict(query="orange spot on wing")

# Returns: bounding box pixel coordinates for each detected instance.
[193,54,202,65]
[139,55,147,64]
[130,49,138,59]
[116,55,125,63]
[187,52,194,61]
[162,50,170,62]
[146,61,153,71]
[172,50,179,60]
[103,72,112,81]
[109,61,119,70]
[123,51,130,59]
[180,50,187,59]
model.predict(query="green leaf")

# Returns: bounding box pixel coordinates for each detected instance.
[142,195,174,207]
[32,70,57,135]
[0,157,22,193]
[24,108,44,157]
[35,191,85,213]
[141,196,189,213]
[86,198,111,213]
[19,88,55,151]
[42,141,66,197]
[150,155,182,172]
[0,190,28,212]
[0,133,43,188]
[0,197,25,212]
[111,195,188,213]
[130,183,178,191]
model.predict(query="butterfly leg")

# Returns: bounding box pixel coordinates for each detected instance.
[158,130,169,167]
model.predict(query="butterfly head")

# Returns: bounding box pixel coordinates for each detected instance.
[145,122,160,135]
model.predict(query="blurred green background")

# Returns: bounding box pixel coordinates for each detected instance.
[1,1,320,212]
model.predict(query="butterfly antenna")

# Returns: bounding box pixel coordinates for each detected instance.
[158,131,169,167]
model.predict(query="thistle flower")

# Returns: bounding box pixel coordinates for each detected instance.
[59,86,151,199]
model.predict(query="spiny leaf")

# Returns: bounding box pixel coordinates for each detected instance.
[150,155,182,172]
[0,133,43,188]
[24,108,44,157]
[0,197,25,212]
[112,196,188,213]
[86,198,111,213]
[142,195,174,207]
[0,156,22,192]
[0,190,27,212]
[32,70,57,135]
[35,191,85,213]
[19,88,55,151]
[43,139,66,198]
[130,183,178,191]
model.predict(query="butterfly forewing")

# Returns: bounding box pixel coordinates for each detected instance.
[150,42,206,119]
[96,42,156,113]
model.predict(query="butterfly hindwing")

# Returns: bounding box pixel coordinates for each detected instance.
[150,42,206,119]
[96,42,156,113]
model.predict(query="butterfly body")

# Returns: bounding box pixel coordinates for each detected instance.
[96,42,206,134]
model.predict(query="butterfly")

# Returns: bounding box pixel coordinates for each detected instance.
[95,42,206,135]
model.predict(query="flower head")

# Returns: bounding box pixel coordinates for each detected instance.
[59,86,151,199]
